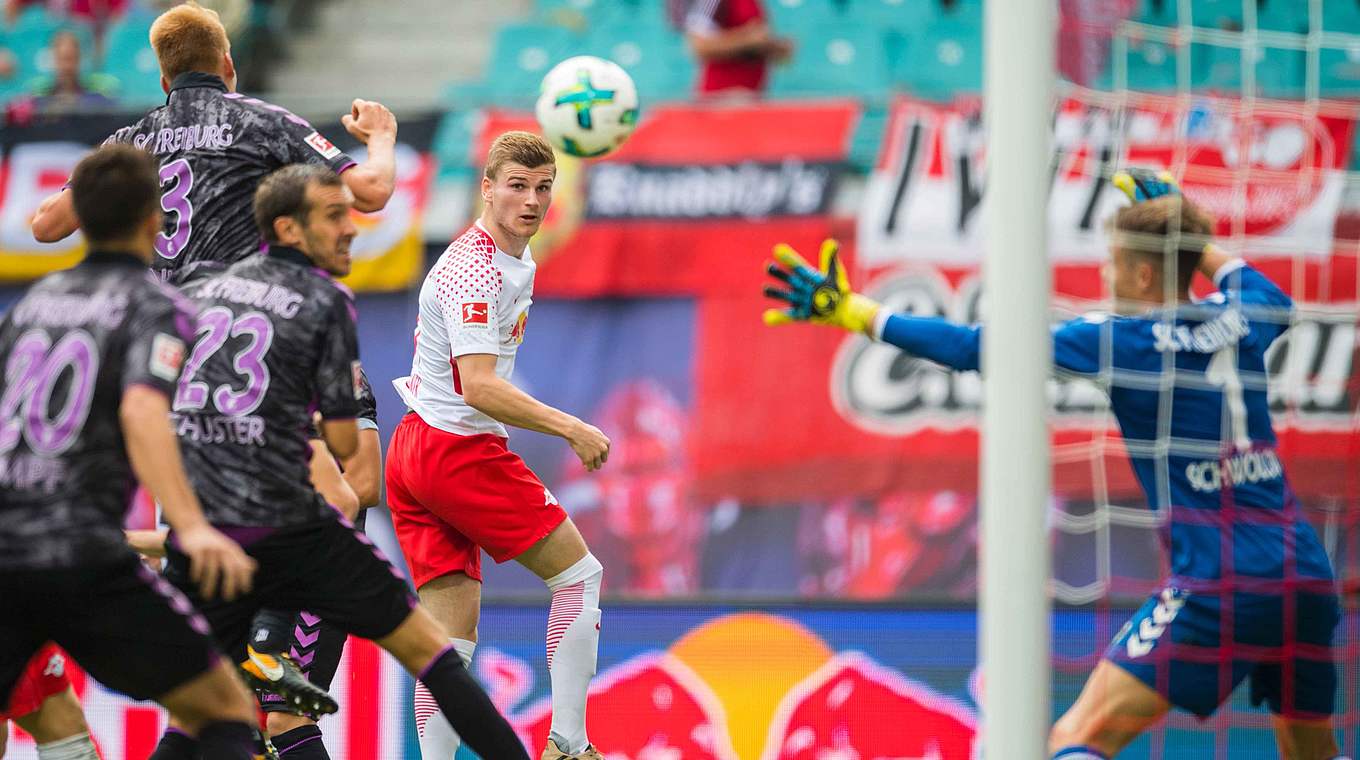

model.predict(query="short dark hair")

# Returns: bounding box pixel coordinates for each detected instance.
[1110,195,1216,292]
[69,144,160,244]
[253,164,344,243]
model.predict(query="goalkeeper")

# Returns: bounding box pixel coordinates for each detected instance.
[764,170,1347,760]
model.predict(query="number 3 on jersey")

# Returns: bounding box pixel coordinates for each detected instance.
[175,308,274,415]
[155,158,194,260]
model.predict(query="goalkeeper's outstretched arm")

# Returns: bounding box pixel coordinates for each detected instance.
[763,239,1100,376]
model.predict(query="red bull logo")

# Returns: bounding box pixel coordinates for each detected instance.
[496,613,978,759]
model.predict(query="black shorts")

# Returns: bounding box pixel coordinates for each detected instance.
[0,556,222,702]
[165,514,416,663]
[257,512,368,714]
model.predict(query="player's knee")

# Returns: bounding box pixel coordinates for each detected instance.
[378,605,451,674]
[544,552,603,595]
[165,661,257,729]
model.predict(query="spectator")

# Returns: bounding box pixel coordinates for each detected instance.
[678,0,793,97]
[6,30,117,124]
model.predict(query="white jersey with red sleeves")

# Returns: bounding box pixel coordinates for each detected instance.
[394,221,535,438]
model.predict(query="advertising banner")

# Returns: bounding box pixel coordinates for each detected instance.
[470,101,859,297]
[0,112,438,291]
[857,93,1357,266]
[5,605,1356,759]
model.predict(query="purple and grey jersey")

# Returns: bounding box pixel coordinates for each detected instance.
[103,73,356,285]
[173,246,362,528]
[0,252,194,570]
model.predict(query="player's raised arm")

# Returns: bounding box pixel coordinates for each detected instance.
[339,98,398,212]
[30,188,79,243]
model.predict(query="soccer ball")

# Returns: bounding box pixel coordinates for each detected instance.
[535,56,639,159]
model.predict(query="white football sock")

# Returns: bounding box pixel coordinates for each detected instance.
[36,733,100,760]
[415,638,476,759]
[545,553,603,755]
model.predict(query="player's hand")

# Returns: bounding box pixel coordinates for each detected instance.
[1112,168,1179,203]
[342,99,397,145]
[568,421,611,472]
[176,524,256,601]
[763,239,880,334]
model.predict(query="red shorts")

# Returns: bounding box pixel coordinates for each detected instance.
[2,644,71,720]
[385,413,567,587]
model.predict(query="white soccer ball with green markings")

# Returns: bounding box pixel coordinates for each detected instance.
[535,56,639,159]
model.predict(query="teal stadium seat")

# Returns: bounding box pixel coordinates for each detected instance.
[1095,36,1179,92]
[1319,40,1360,97]
[102,11,165,106]
[1256,0,1308,33]
[482,22,585,107]
[1187,0,1244,30]
[1131,0,1177,27]
[770,21,891,98]
[1322,0,1360,34]
[433,108,481,179]
[536,0,664,27]
[894,11,981,99]
[1191,41,1306,96]
[765,0,844,34]
[852,0,940,31]
[582,22,693,103]
[848,100,889,170]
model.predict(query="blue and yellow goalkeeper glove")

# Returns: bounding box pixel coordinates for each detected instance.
[1112,168,1180,202]
[762,239,880,335]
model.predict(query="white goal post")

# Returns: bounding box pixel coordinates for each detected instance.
[981,0,1056,757]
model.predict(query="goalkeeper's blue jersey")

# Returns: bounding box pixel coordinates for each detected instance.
[880,261,1334,585]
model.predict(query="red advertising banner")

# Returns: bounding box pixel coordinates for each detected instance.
[473,101,860,297]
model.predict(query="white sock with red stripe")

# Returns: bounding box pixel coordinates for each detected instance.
[545,553,603,755]
[414,638,475,759]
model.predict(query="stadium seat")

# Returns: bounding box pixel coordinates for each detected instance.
[1322,0,1360,34]
[1130,0,1178,27]
[101,11,165,106]
[1095,36,1180,92]
[894,13,981,98]
[771,22,891,98]
[848,100,889,171]
[765,0,846,34]
[1256,0,1309,33]
[1188,0,1244,30]
[1319,41,1360,97]
[851,0,939,30]
[581,22,693,102]
[1191,41,1306,96]
[481,22,586,107]
[433,108,481,177]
